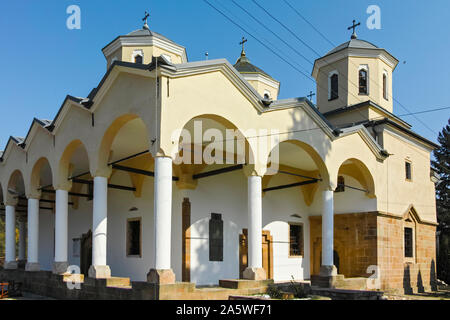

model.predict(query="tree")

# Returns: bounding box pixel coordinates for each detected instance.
[432,118,450,284]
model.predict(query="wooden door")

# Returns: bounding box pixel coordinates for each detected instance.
[80,230,92,277]
[239,229,273,279]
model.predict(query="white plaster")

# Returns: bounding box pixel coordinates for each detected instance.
[55,189,69,263]
[321,190,334,266]
[92,176,108,266]
[27,199,40,264]
[248,175,262,269]
[5,205,16,263]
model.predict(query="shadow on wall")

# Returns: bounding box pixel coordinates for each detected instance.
[403,259,438,294]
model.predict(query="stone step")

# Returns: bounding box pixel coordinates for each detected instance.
[219,279,274,290]
[106,277,131,288]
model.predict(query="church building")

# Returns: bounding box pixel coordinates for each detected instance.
[0,18,438,297]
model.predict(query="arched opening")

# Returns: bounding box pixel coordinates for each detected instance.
[261,139,329,281]
[336,158,375,198]
[172,114,255,285]
[29,157,55,270]
[57,140,92,274]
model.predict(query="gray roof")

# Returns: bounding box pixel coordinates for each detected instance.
[233,53,274,80]
[325,39,379,56]
[126,28,179,46]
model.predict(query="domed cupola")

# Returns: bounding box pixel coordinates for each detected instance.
[102,13,188,69]
[233,39,280,100]
[312,22,399,114]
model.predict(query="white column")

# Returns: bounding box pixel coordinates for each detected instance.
[4,205,17,269]
[248,175,262,269]
[53,189,69,274]
[321,189,336,275]
[243,174,266,280]
[18,217,27,262]
[147,156,175,284]
[26,198,40,271]
[154,157,173,270]
[88,176,111,278]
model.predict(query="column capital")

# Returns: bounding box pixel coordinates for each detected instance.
[4,197,19,207]
[93,165,112,179]
[26,191,42,200]
[54,180,73,192]
[243,164,266,178]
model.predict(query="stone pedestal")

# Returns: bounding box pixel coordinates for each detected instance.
[320,265,337,277]
[311,265,339,288]
[88,265,111,279]
[4,261,18,270]
[25,262,41,272]
[147,269,176,285]
[243,267,267,281]
[52,261,69,275]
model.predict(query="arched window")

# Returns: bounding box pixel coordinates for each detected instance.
[134,54,143,64]
[383,72,388,100]
[329,72,339,100]
[359,69,368,95]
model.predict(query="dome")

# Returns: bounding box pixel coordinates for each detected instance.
[233,52,274,80]
[325,39,379,57]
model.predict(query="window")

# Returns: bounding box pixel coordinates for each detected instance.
[127,218,142,257]
[132,50,144,64]
[359,69,368,95]
[209,213,223,261]
[335,176,345,193]
[404,227,413,258]
[405,161,412,181]
[134,55,143,64]
[383,72,388,100]
[289,223,304,257]
[329,72,339,100]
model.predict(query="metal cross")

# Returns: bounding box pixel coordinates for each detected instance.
[347,20,361,39]
[239,37,248,53]
[307,91,315,101]
[143,11,150,25]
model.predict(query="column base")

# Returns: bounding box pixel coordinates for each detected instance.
[18,260,27,269]
[147,269,176,284]
[52,261,70,275]
[88,265,111,279]
[25,262,41,272]
[4,261,18,270]
[319,265,337,277]
[243,267,267,281]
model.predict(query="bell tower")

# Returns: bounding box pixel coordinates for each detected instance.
[102,11,188,70]
[312,21,399,115]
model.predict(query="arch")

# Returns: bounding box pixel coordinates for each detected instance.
[57,139,91,188]
[267,139,330,188]
[171,114,257,169]
[97,113,150,172]
[30,157,53,197]
[5,169,26,203]
[336,158,376,198]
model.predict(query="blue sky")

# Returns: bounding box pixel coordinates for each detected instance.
[0,0,449,149]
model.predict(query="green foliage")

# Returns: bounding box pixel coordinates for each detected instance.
[432,119,450,284]
[267,285,283,299]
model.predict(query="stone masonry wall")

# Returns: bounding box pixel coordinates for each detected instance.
[377,215,437,293]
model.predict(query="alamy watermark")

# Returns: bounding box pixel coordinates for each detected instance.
[66,5,81,30]
[366,5,381,30]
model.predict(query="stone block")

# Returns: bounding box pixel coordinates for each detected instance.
[243,267,267,280]
[25,262,41,272]
[147,269,175,284]
[88,265,111,279]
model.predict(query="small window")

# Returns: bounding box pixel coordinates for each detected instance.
[404,227,413,258]
[405,161,412,181]
[127,218,142,257]
[289,223,304,257]
[359,69,368,94]
[329,73,339,100]
[383,73,388,100]
[134,55,143,64]
[335,176,345,193]
[209,213,223,261]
